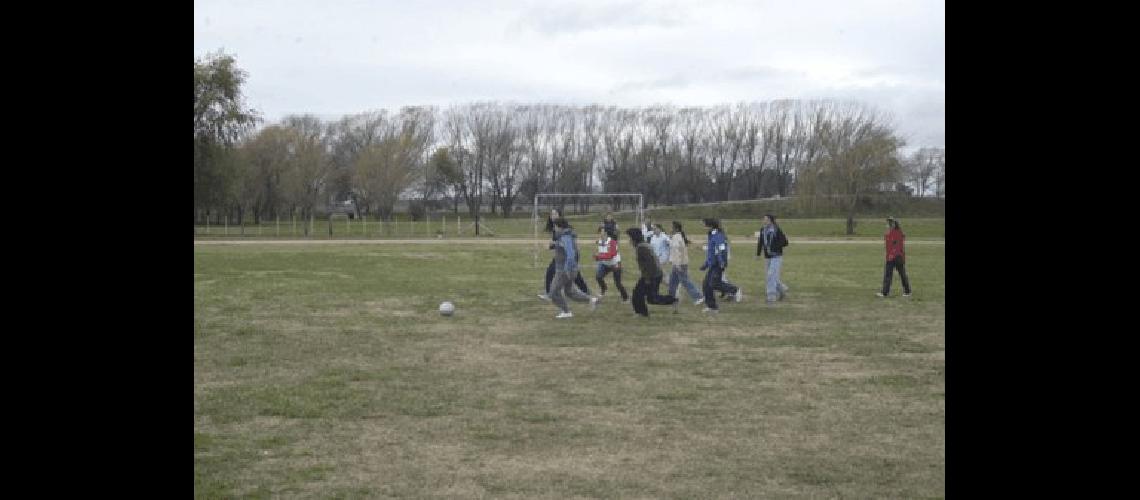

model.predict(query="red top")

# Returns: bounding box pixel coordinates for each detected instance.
[885,228,905,261]
[595,238,619,261]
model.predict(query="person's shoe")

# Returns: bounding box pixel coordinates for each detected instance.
[590,297,599,311]
[672,301,679,314]
[702,307,718,314]
[537,293,551,301]
[778,285,788,301]
[622,297,630,304]
[735,289,743,303]
[694,297,705,306]
[555,311,574,319]
[903,292,912,297]
[876,292,887,298]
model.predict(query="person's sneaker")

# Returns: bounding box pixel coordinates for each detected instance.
[555,311,574,319]
[537,293,551,301]
[903,292,912,297]
[622,297,630,304]
[672,301,679,314]
[702,307,718,314]
[590,297,599,311]
[735,289,743,303]
[876,292,887,298]
[694,297,705,306]
[778,285,788,301]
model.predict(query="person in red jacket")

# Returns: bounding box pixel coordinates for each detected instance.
[593,227,629,302]
[878,216,912,297]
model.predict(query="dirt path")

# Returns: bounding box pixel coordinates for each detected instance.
[194,238,944,246]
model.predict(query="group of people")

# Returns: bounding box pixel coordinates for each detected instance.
[537,209,912,319]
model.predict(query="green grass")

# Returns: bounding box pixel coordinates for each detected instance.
[195,214,944,240]
[195,240,944,498]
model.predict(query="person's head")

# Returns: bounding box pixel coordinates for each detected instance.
[654,224,665,234]
[626,227,645,245]
[672,221,691,244]
[763,214,776,226]
[549,208,560,219]
[554,218,571,230]
[887,216,900,230]
[604,212,614,222]
[605,227,618,240]
[702,217,720,230]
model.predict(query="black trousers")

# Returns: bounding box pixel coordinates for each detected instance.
[631,275,677,316]
[546,259,589,294]
[882,257,912,295]
[595,263,629,300]
[702,266,738,310]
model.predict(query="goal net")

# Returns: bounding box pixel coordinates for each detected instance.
[532,193,644,268]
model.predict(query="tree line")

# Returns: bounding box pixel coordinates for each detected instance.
[195,52,945,235]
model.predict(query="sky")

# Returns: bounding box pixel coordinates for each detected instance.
[194,0,944,149]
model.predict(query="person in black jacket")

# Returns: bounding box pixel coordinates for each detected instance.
[756,214,790,304]
[538,209,590,300]
[627,227,678,317]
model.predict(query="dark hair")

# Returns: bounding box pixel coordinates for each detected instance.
[605,227,618,239]
[887,217,902,231]
[554,218,571,229]
[702,217,720,230]
[764,214,777,224]
[672,221,691,245]
[626,227,645,245]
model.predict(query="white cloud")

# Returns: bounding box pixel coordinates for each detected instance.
[195,0,944,146]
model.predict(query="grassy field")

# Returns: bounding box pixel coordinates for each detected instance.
[195,216,945,240]
[195,240,945,498]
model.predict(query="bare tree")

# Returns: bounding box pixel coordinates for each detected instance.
[796,102,905,234]
[907,147,943,196]
[278,115,331,236]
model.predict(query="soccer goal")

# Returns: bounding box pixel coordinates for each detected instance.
[532,193,644,268]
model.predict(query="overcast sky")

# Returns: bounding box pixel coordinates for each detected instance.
[195,0,944,149]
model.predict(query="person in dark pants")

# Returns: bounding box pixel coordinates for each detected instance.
[627,227,677,317]
[549,219,600,318]
[594,226,629,302]
[538,209,589,300]
[699,218,740,313]
[878,216,912,297]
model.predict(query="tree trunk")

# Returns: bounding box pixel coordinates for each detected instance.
[846,212,856,235]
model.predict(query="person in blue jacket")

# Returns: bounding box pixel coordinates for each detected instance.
[699,218,741,313]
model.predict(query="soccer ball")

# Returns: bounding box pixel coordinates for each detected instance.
[439,301,455,316]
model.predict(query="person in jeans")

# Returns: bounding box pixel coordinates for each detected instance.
[593,226,629,303]
[549,219,600,318]
[667,221,704,306]
[756,214,790,304]
[878,216,912,298]
[699,218,741,313]
[627,227,678,317]
[539,208,589,300]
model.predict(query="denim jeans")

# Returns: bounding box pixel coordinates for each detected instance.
[667,264,703,302]
[765,256,789,302]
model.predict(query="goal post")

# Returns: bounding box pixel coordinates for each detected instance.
[532,193,644,268]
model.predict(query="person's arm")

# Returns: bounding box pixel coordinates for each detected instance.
[562,234,577,271]
[716,234,729,269]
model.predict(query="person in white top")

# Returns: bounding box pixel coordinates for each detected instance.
[667,221,705,306]
[650,224,671,266]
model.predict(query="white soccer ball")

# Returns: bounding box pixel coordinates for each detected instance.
[439,301,455,316]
